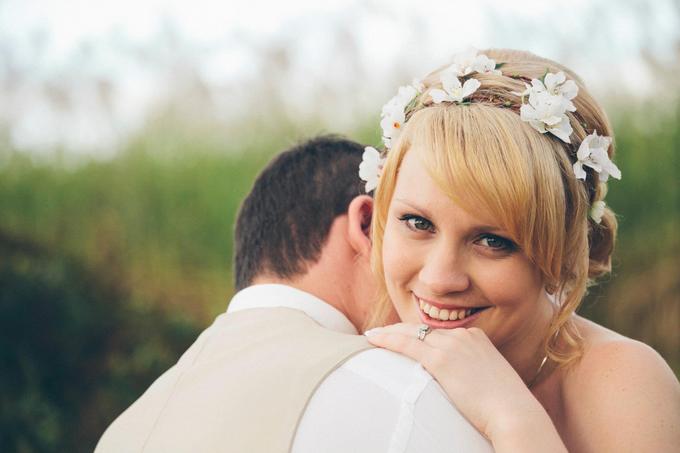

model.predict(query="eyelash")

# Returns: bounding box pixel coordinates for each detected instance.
[476,234,517,252]
[398,214,435,233]
[398,214,517,252]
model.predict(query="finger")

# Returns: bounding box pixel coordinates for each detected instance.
[366,323,447,348]
[365,322,423,336]
[365,330,432,363]
[367,323,476,349]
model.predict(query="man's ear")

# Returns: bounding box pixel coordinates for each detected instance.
[347,195,373,256]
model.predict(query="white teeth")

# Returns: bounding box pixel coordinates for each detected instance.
[418,298,481,322]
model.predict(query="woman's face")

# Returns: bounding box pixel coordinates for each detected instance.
[382,148,552,349]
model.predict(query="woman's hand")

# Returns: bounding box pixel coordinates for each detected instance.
[365,324,567,452]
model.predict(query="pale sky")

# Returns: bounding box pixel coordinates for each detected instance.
[0,0,677,155]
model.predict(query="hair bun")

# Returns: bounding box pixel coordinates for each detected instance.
[588,207,617,279]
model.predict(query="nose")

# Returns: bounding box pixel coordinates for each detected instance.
[417,242,471,296]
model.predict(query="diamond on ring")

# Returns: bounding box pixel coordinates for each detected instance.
[417,324,431,341]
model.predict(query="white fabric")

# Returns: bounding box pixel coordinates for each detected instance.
[227,284,493,453]
[227,284,358,335]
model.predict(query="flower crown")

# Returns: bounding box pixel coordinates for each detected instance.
[359,49,621,224]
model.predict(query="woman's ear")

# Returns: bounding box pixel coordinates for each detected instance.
[347,195,373,256]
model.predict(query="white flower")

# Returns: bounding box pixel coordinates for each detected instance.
[430,71,481,104]
[573,131,622,182]
[380,107,405,146]
[516,72,578,111]
[519,90,574,143]
[447,48,502,77]
[589,200,606,224]
[381,85,418,117]
[471,53,503,76]
[544,72,578,105]
[395,84,418,107]
[359,146,386,192]
[515,71,580,143]
[447,48,478,76]
[518,79,547,97]
[379,84,419,147]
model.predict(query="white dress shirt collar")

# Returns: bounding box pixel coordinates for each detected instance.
[227,284,358,335]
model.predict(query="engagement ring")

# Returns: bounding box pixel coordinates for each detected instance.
[416,324,431,341]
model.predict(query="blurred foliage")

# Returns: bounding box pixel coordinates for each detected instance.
[0,101,678,452]
[0,138,274,452]
[0,229,199,452]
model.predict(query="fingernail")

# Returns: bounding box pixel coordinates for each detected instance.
[364,328,383,337]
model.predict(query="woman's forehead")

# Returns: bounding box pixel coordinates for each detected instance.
[392,149,504,228]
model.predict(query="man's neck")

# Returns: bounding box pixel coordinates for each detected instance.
[250,274,360,331]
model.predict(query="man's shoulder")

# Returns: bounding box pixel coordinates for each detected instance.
[295,348,494,453]
[335,348,435,399]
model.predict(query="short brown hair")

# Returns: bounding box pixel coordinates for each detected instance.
[234,135,365,290]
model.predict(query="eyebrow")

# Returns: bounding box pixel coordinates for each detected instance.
[393,197,508,235]
[393,198,435,220]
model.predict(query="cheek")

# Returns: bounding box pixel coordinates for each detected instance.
[476,258,543,310]
[381,221,419,320]
[382,222,405,289]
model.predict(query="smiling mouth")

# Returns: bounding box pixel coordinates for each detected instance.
[416,296,490,322]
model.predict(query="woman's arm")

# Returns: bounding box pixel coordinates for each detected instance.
[487,400,567,453]
[366,324,568,453]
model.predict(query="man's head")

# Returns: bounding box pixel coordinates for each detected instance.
[234,135,381,330]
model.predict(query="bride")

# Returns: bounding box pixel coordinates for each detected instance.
[362,48,680,452]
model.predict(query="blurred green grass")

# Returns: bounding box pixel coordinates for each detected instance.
[0,104,678,452]
[1,138,274,320]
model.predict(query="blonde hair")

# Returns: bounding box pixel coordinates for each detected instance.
[368,49,618,367]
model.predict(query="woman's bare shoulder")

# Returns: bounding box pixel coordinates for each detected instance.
[565,316,678,399]
[568,317,677,389]
[560,316,680,450]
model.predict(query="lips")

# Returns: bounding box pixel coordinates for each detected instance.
[414,294,490,328]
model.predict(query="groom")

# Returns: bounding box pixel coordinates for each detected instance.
[95,135,491,452]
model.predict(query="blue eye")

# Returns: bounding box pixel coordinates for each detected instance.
[477,234,516,251]
[399,214,435,233]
